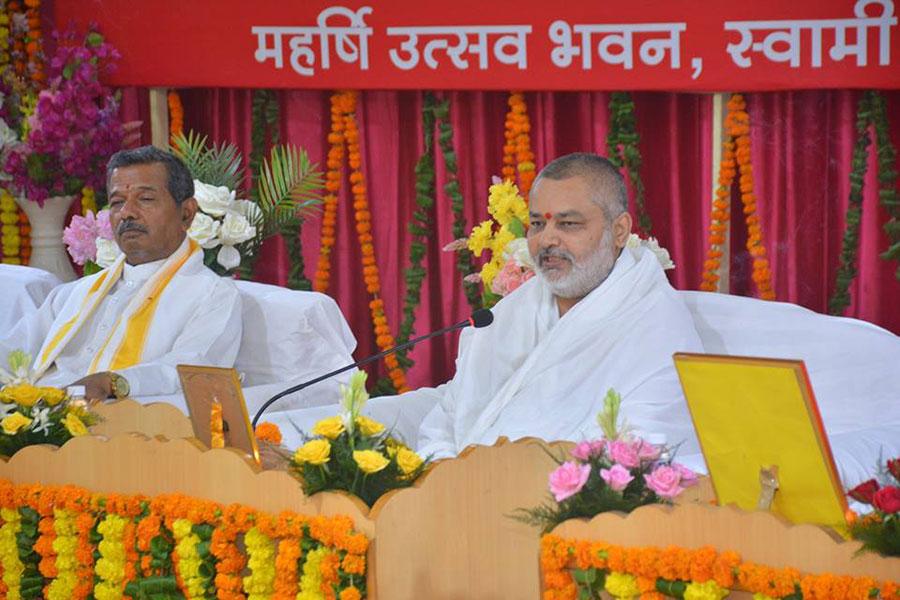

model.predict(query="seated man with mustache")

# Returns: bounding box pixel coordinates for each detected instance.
[0,146,242,402]
[416,152,704,458]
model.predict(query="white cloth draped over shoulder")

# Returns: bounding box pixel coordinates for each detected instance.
[0,237,242,396]
[417,245,704,458]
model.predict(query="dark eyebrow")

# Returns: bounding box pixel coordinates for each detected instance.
[109,184,159,195]
[554,210,586,220]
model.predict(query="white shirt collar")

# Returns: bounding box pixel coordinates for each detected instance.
[122,236,188,284]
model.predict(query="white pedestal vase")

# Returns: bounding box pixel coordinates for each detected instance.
[15,194,77,282]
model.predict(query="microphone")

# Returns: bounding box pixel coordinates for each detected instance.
[251,308,494,427]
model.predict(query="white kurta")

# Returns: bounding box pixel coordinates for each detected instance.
[1,239,242,396]
[416,245,704,458]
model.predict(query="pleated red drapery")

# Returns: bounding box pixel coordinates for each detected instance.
[120,89,900,388]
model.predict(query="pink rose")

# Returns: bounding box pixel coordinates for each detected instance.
[600,464,634,492]
[673,463,698,486]
[549,461,592,502]
[634,438,662,462]
[491,259,531,296]
[571,440,605,461]
[644,465,686,499]
[872,486,900,514]
[607,440,640,469]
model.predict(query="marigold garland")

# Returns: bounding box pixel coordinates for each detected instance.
[0,189,22,264]
[700,94,775,300]
[541,535,900,600]
[503,92,536,198]
[22,0,42,85]
[0,6,11,70]
[0,481,370,599]
[167,89,184,143]
[313,91,349,293]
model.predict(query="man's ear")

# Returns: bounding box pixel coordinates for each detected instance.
[180,197,199,230]
[612,212,633,248]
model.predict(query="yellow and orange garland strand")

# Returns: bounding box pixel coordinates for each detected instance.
[314,90,408,393]
[0,189,22,264]
[541,535,899,600]
[502,92,536,198]
[700,93,775,300]
[167,89,184,143]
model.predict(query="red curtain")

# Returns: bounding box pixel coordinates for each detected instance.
[120,89,899,388]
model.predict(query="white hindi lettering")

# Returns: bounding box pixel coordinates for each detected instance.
[385,26,531,70]
[549,20,685,70]
[724,0,896,69]
[251,6,373,77]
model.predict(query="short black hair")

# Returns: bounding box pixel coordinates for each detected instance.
[534,153,627,219]
[106,145,194,204]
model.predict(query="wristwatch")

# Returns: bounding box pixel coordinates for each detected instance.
[108,372,131,399]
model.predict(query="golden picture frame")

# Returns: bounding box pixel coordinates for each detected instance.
[673,352,848,530]
[176,364,260,464]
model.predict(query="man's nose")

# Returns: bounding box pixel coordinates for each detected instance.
[118,197,141,220]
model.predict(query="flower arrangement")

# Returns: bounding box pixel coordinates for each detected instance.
[450,180,675,308]
[0,479,370,599]
[2,28,125,205]
[846,457,900,557]
[290,370,429,507]
[0,351,99,457]
[541,535,899,600]
[61,208,118,274]
[516,390,696,533]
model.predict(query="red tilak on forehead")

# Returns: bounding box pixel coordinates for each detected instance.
[544,212,553,220]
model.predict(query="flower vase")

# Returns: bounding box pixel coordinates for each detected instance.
[15,195,78,282]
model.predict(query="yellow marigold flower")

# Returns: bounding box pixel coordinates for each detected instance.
[480,257,502,288]
[40,387,68,407]
[63,413,88,437]
[466,220,494,257]
[353,450,389,474]
[1,412,32,435]
[312,416,345,439]
[294,439,331,466]
[396,447,424,475]
[684,580,729,600]
[488,181,528,226]
[0,384,43,407]
[605,571,640,599]
[355,415,385,437]
[491,225,516,257]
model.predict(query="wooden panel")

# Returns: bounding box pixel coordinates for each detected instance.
[148,88,169,149]
[91,399,194,439]
[372,438,563,600]
[552,503,900,581]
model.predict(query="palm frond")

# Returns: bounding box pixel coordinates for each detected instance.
[257,144,324,236]
[170,130,245,191]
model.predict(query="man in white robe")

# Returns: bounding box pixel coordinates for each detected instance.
[417,153,704,458]
[0,146,242,401]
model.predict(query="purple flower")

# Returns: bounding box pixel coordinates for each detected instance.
[600,464,634,492]
[548,461,592,502]
[571,440,605,462]
[644,465,686,499]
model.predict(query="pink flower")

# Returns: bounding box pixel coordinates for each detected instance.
[673,463,699,486]
[600,464,634,492]
[634,438,662,462]
[491,259,533,296]
[644,465,686,499]
[63,211,100,265]
[570,440,605,461]
[548,461,591,502]
[607,440,640,469]
[95,208,113,239]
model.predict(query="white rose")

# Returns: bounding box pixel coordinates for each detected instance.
[232,199,264,228]
[187,212,221,249]
[193,180,235,217]
[503,237,535,270]
[642,236,675,270]
[218,212,256,246]
[216,245,241,271]
[95,238,122,268]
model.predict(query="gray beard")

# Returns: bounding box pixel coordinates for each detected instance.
[533,232,617,299]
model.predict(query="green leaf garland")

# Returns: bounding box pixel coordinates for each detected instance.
[606,92,652,236]
[870,91,900,280]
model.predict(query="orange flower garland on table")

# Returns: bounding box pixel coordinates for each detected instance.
[541,535,899,600]
[700,93,775,300]
[167,89,184,142]
[314,90,407,393]
[503,92,536,198]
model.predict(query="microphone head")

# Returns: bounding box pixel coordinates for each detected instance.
[470,308,494,328]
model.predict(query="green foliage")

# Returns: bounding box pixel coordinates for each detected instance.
[849,516,900,557]
[170,131,244,192]
[607,92,652,236]
[256,145,324,239]
[870,91,900,280]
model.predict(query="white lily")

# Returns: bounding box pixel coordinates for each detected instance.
[30,407,52,436]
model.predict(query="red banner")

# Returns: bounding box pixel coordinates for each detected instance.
[54,0,900,90]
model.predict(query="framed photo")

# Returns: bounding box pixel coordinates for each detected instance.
[673,352,848,530]
[176,364,260,464]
